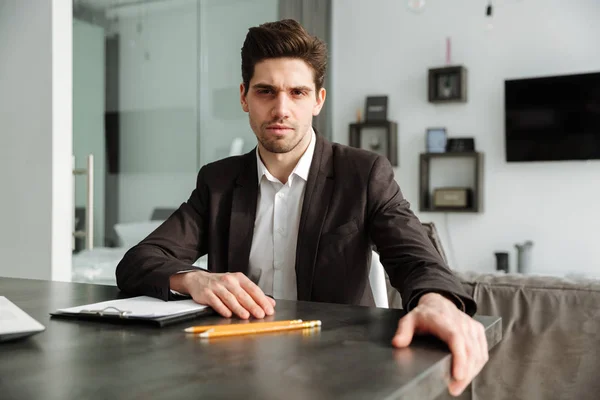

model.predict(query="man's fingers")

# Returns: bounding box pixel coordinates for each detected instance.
[404,309,468,382]
[463,320,486,383]
[448,327,469,396]
[214,285,250,319]
[392,312,416,348]
[448,320,487,397]
[399,294,490,398]
[219,273,265,319]
[238,274,275,316]
[202,291,232,318]
[470,321,488,384]
[448,378,469,397]
[186,272,274,319]
[448,331,468,382]
[430,316,469,383]
[476,322,489,365]
[467,322,481,379]
[230,285,266,319]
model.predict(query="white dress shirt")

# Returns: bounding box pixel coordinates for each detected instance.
[248,130,316,300]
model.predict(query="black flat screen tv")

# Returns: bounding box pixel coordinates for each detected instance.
[505,71,600,162]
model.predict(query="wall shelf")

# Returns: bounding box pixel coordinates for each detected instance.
[419,152,484,213]
[349,120,398,166]
[428,65,468,103]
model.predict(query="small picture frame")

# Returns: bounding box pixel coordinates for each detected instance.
[349,121,398,166]
[426,127,447,153]
[365,96,389,122]
[428,66,467,103]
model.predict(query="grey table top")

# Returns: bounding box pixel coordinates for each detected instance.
[0,277,501,400]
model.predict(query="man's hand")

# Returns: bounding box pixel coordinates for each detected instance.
[169,271,276,319]
[392,292,488,397]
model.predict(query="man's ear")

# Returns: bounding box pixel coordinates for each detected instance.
[313,87,326,116]
[240,83,249,112]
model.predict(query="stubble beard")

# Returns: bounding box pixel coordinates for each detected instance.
[255,120,309,154]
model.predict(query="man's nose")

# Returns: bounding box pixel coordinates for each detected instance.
[271,92,291,119]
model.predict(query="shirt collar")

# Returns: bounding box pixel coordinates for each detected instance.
[256,127,316,185]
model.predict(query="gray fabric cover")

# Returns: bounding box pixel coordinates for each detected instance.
[389,271,600,400]
[386,223,600,399]
[460,272,600,400]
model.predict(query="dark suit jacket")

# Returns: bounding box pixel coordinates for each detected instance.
[116,134,476,314]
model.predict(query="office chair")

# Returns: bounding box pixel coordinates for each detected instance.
[369,250,389,308]
[372,222,449,309]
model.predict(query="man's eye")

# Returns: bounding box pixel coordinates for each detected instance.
[292,90,305,96]
[258,89,273,95]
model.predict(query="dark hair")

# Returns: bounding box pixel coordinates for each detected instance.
[241,19,327,96]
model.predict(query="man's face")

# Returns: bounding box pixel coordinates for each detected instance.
[240,58,326,154]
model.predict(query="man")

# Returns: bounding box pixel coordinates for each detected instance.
[116,19,488,397]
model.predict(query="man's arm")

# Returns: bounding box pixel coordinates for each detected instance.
[115,167,211,301]
[366,156,488,397]
[366,155,476,314]
[115,166,275,319]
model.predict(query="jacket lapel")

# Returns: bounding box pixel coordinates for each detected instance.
[227,150,258,275]
[295,133,335,301]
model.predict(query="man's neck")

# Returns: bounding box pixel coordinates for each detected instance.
[258,131,312,184]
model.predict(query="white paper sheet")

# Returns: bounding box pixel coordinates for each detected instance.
[56,296,208,318]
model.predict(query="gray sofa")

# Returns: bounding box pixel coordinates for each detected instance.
[458,272,600,400]
[388,272,600,400]
[386,223,600,399]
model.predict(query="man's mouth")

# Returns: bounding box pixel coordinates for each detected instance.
[266,125,293,134]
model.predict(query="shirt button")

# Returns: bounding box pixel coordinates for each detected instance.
[278,192,285,198]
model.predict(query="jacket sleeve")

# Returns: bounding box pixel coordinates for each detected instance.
[115,167,210,301]
[366,156,476,315]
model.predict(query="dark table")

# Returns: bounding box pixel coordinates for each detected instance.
[0,278,501,400]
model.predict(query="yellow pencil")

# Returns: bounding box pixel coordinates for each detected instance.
[198,320,322,338]
[183,319,304,334]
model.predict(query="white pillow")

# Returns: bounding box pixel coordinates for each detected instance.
[114,221,164,248]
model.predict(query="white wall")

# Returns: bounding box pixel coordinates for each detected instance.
[0,0,72,280]
[332,0,600,275]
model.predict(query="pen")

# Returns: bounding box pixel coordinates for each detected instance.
[183,319,304,334]
[194,320,322,338]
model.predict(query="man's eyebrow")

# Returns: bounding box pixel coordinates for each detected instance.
[252,83,313,92]
[291,86,313,92]
[252,83,276,90]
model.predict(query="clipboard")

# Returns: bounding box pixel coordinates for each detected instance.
[50,296,215,327]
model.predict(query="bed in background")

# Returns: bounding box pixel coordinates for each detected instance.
[71,210,207,286]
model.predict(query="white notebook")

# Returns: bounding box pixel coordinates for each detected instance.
[0,296,46,342]
[52,296,212,327]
